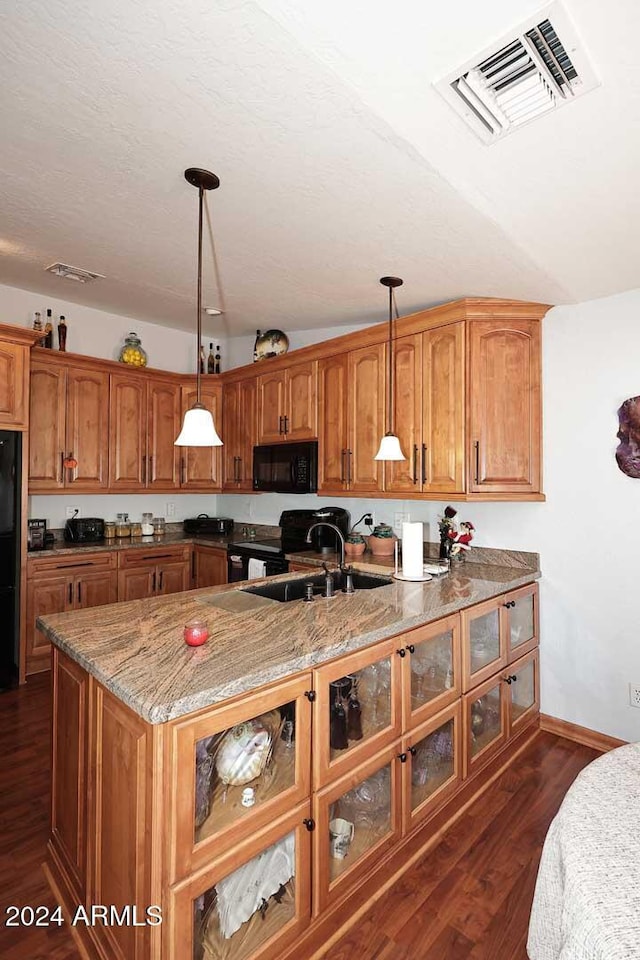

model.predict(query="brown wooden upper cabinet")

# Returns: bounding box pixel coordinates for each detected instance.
[109,374,180,490]
[257,360,317,444]
[385,323,465,495]
[30,359,109,491]
[0,340,29,430]
[178,382,222,490]
[318,345,385,494]
[468,319,542,495]
[222,377,257,490]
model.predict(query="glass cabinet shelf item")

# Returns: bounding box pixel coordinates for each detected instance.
[506,584,539,661]
[463,674,507,777]
[509,649,539,733]
[168,675,312,883]
[402,614,460,729]
[313,637,401,789]
[469,609,500,676]
[328,763,392,885]
[408,710,460,825]
[461,596,508,692]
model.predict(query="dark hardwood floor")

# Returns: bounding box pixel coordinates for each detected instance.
[0,674,598,960]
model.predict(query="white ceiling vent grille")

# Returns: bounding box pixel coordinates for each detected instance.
[45,262,105,283]
[435,2,599,144]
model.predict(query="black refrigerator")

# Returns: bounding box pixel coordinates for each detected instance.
[0,431,21,691]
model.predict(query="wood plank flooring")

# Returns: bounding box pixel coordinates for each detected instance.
[0,675,598,960]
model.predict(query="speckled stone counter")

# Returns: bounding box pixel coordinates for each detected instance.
[37,549,540,725]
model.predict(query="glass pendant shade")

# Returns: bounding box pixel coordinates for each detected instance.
[175,405,222,447]
[375,432,406,461]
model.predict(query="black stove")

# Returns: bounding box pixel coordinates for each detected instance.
[228,537,285,559]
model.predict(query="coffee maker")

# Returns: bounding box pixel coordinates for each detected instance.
[279,508,350,555]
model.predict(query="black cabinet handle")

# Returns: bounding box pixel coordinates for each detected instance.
[77,581,81,604]
[421,444,427,485]
[503,600,516,608]
[408,746,417,757]
[396,648,407,658]
[68,582,73,605]
[181,458,186,484]
[236,456,242,482]
[398,752,408,763]
[59,451,64,485]
[278,415,284,435]
[191,552,196,582]
[283,415,289,434]
[509,674,517,683]
[340,449,346,484]
[148,455,153,481]
[142,455,146,484]
[503,675,517,684]
[152,571,156,592]
[413,445,419,484]
[303,818,315,831]
[347,449,352,485]
[406,644,415,654]
[304,690,316,702]
[159,570,164,591]
[474,440,480,484]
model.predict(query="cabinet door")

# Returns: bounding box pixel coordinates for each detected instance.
[460,596,507,692]
[65,366,109,490]
[158,559,190,596]
[194,546,227,588]
[403,701,462,835]
[147,379,179,489]
[505,583,539,662]
[507,648,539,736]
[313,743,402,915]
[463,674,508,778]
[348,343,385,494]
[0,341,27,428]
[257,370,287,443]
[221,381,240,488]
[318,354,349,493]
[313,636,402,789]
[29,360,66,490]
[26,574,71,675]
[109,374,147,489]
[50,649,89,898]
[385,334,422,494]
[167,675,312,881]
[75,570,118,610]
[468,319,541,494]
[423,322,465,494]
[286,361,317,440]
[401,614,461,730]
[237,377,257,489]
[169,805,311,960]
[117,565,156,602]
[180,383,222,490]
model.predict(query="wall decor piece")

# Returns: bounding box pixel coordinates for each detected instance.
[254,329,289,360]
[616,396,640,478]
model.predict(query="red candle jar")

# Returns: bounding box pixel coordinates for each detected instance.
[184,619,209,647]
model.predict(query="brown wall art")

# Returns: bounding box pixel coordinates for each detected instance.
[616,396,640,478]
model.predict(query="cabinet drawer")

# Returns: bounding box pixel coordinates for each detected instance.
[117,544,191,569]
[28,550,117,577]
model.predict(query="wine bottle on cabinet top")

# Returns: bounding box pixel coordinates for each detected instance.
[214,345,221,374]
[57,315,67,351]
[207,343,215,374]
[43,309,53,348]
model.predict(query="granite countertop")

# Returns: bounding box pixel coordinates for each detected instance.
[38,548,540,725]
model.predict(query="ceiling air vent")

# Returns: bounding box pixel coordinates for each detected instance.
[45,262,105,283]
[435,2,598,144]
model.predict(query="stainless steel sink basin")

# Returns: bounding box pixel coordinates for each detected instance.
[240,571,392,603]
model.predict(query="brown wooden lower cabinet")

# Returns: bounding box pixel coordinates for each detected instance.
[45,582,540,960]
[193,545,228,589]
[117,545,191,601]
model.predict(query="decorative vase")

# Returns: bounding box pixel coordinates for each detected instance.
[344,534,366,558]
[119,332,148,368]
[367,523,397,557]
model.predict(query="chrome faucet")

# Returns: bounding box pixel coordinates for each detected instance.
[305,522,346,568]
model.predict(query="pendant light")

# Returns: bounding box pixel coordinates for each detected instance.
[175,168,223,447]
[375,276,406,461]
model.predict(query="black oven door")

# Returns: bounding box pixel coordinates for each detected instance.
[252,441,317,493]
[227,553,289,583]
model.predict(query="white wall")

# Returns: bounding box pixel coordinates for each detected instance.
[30,494,219,529]
[219,288,640,743]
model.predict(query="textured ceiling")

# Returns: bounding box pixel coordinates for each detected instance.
[0,0,637,335]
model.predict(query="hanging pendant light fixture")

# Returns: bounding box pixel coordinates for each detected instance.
[175,168,223,447]
[375,276,406,461]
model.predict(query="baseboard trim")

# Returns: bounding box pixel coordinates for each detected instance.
[540,714,626,753]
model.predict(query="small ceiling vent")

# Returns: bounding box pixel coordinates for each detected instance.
[435,2,599,144]
[45,262,105,283]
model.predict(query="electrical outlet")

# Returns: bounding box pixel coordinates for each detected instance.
[629,683,640,708]
[166,502,176,518]
[364,513,374,528]
[65,505,80,519]
[393,511,410,533]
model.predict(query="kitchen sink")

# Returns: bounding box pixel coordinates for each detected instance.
[240,571,393,603]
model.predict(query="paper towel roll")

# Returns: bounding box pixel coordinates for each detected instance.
[402,522,424,580]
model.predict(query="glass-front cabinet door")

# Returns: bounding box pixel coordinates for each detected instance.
[463,673,507,777]
[505,583,539,662]
[401,614,461,729]
[460,596,507,692]
[312,743,402,915]
[167,675,312,883]
[507,649,539,735]
[312,637,402,789]
[169,804,311,960]
[403,701,462,834]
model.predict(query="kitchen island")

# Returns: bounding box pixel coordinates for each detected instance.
[39,550,541,960]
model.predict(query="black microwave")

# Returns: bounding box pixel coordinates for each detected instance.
[253,441,318,494]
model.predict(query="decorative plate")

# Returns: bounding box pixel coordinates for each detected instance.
[255,329,289,360]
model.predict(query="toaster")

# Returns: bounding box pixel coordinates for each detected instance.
[63,517,106,543]
[183,515,234,536]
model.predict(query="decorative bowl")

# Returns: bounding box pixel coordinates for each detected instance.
[255,329,289,360]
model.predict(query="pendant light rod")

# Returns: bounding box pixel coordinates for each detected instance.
[380,276,403,435]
